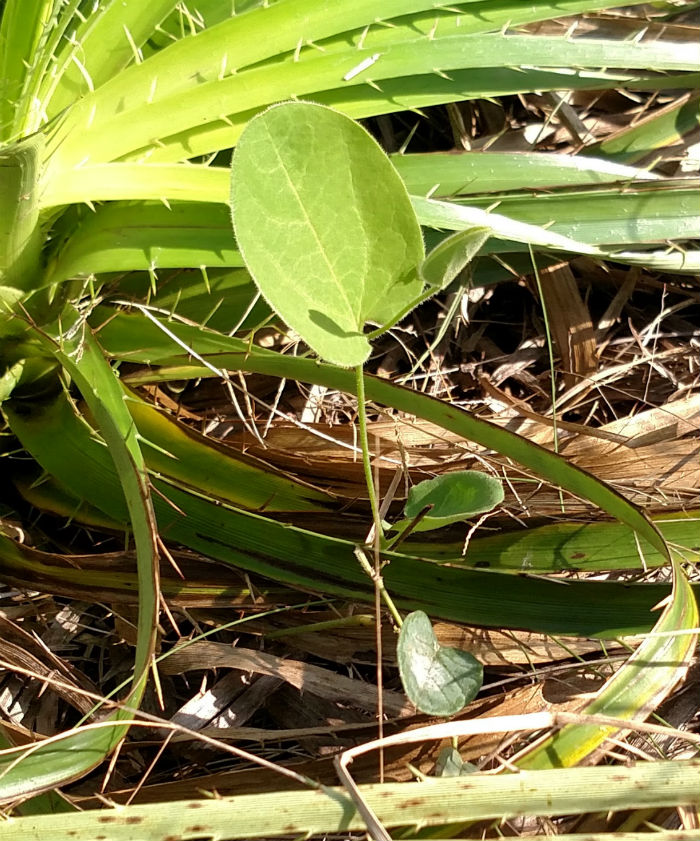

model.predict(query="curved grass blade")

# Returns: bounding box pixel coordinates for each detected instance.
[121,66,697,167]
[123,389,336,512]
[49,21,700,169]
[0,135,44,296]
[48,11,698,167]
[40,163,231,210]
[392,151,660,196]
[0,759,697,840]
[411,194,700,275]
[406,510,700,572]
[438,182,700,246]
[94,311,671,563]
[0,524,279,607]
[516,554,698,768]
[0,320,159,802]
[6,367,695,639]
[5,480,699,639]
[583,92,700,165]
[12,467,125,530]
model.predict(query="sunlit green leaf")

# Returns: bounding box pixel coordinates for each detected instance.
[231,102,424,366]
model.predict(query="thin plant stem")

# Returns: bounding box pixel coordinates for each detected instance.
[355,363,383,538]
[355,363,388,781]
[353,547,404,630]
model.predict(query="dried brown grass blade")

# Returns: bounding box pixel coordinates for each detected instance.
[159,640,412,717]
[534,261,598,392]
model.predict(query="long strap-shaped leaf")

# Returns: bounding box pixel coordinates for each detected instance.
[1,514,698,612]
[516,555,697,767]
[46,0,683,167]
[0,759,697,840]
[0,318,159,802]
[124,389,336,513]
[0,0,54,140]
[96,312,671,560]
[7,465,700,573]
[5,383,693,638]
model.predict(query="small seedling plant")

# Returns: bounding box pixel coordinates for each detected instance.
[231,101,502,715]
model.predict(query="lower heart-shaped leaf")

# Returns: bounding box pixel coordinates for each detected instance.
[398,610,483,716]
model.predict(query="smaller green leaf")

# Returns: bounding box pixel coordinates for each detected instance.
[396,470,504,533]
[420,227,491,291]
[434,746,478,777]
[0,359,23,402]
[398,610,483,717]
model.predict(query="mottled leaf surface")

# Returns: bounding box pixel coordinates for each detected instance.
[398,610,483,716]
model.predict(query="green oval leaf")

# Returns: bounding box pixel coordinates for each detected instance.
[399,470,504,533]
[398,610,483,716]
[230,102,425,367]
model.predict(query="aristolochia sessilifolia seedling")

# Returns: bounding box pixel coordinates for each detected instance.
[230,101,499,715]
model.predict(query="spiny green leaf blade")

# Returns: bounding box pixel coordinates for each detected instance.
[0,760,698,838]
[0,321,160,802]
[516,555,698,769]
